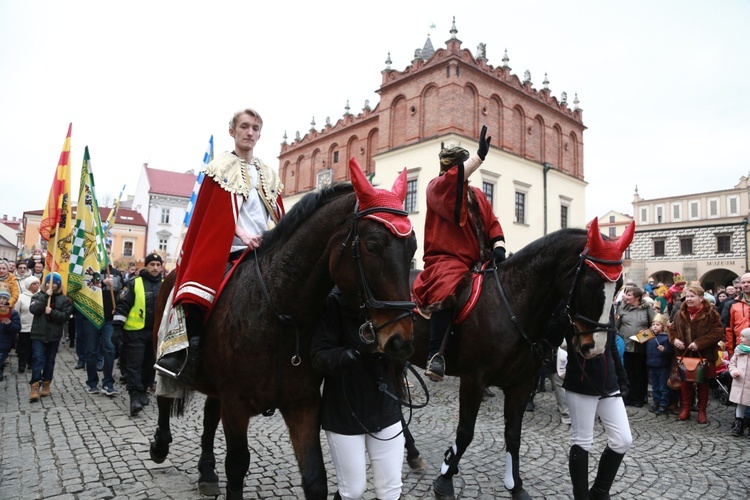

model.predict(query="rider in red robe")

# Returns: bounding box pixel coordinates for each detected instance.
[412,126,506,381]
[155,108,284,383]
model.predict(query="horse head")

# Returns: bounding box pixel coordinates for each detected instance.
[330,158,417,360]
[568,218,635,359]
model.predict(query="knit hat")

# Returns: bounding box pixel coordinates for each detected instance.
[45,272,62,288]
[145,253,163,265]
[0,284,10,301]
[23,276,39,291]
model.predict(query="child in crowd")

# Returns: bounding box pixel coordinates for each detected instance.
[0,284,22,381]
[28,273,72,402]
[646,314,673,415]
[728,328,750,436]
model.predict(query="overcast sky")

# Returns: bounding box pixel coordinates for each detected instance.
[1,1,748,224]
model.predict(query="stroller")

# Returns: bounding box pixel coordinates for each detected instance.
[711,347,732,406]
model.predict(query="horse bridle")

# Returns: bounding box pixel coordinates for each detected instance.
[562,248,621,335]
[341,204,416,345]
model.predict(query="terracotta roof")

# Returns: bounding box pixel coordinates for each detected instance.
[24,207,147,227]
[145,166,196,197]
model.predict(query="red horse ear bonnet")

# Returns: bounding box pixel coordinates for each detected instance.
[584,218,635,282]
[348,158,412,238]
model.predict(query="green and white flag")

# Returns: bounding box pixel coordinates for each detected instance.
[68,146,106,327]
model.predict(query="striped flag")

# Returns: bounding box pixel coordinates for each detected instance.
[183,135,213,227]
[102,184,125,250]
[40,123,74,293]
[68,146,106,327]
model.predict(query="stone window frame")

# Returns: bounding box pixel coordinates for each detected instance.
[671,202,682,222]
[707,197,720,219]
[727,195,740,216]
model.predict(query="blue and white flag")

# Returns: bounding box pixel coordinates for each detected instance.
[184,135,213,227]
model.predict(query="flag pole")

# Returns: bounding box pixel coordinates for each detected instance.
[46,218,62,307]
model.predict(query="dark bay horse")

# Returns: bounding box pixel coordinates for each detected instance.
[149,161,417,499]
[409,219,633,499]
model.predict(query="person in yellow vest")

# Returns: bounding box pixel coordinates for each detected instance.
[113,253,163,416]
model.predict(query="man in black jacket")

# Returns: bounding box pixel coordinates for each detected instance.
[113,253,163,416]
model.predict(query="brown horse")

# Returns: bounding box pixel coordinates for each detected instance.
[148,161,417,499]
[409,219,633,499]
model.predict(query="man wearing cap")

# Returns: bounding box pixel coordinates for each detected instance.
[113,253,164,415]
[155,107,284,383]
[412,126,506,381]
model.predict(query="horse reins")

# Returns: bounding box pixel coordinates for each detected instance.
[564,249,625,399]
[341,203,416,345]
[252,201,416,416]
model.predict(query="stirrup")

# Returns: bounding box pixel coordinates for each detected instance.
[154,350,189,380]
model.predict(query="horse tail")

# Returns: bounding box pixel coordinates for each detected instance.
[164,391,194,418]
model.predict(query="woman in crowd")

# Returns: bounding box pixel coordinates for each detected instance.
[668,283,724,423]
[616,286,655,407]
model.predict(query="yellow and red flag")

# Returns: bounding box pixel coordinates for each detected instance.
[40,123,74,293]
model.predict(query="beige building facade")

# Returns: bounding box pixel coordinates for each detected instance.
[628,176,749,291]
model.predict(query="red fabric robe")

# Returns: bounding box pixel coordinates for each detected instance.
[412,167,504,310]
[174,172,283,314]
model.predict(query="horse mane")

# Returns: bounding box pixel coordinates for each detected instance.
[258,183,354,257]
[507,227,587,266]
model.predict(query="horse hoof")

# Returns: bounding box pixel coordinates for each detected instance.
[407,455,426,471]
[433,475,455,500]
[199,481,221,497]
[226,489,244,500]
[512,488,531,500]
[149,441,168,464]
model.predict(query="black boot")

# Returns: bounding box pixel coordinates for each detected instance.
[731,417,744,437]
[589,446,625,500]
[139,391,150,407]
[129,391,143,416]
[744,417,750,436]
[425,308,453,382]
[568,445,589,500]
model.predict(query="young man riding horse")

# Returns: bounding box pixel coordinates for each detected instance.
[412,125,506,381]
[155,108,284,383]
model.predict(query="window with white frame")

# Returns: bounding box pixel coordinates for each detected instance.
[609,215,615,223]
[639,206,649,224]
[513,181,530,225]
[405,179,418,213]
[561,205,569,229]
[671,202,682,222]
[160,207,170,224]
[689,200,700,220]
[708,197,719,218]
[656,204,664,224]
[515,191,526,224]
[608,227,616,237]
[728,195,740,216]
[482,181,495,208]
[158,237,168,251]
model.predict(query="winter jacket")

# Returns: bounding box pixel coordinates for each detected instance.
[14,289,35,332]
[668,299,724,375]
[113,269,163,330]
[729,349,750,406]
[0,273,20,307]
[311,288,402,435]
[724,295,750,356]
[645,332,674,368]
[29,290,72,343]
[0,307,21,351]
[563,327,629,397]
[616,299,655,353]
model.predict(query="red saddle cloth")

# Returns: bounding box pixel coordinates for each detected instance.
[454,262,491,324]
[412,261,490,325]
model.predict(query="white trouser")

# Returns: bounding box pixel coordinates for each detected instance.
[326,421,404,500]
[566,391,633,454]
